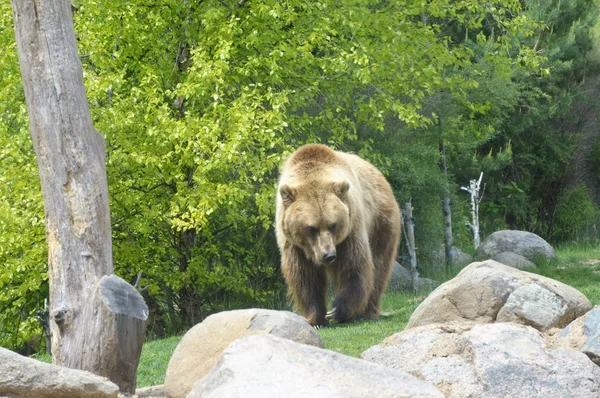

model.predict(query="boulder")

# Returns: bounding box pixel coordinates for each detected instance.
[474,230,555,261]
[164,309,324,398]
[362,322,600,398]
[407,260,591,332]
[557,306,600,366]
[189,334,443,398]
[388,261,412,291]
[492,251,536,269]
[0,347,119,398]
[449,247,473,269]
[431,247,472,270]
[388,261,439,293]
[134,384,165,397]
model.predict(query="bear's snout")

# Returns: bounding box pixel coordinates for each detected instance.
[322,251,337,264]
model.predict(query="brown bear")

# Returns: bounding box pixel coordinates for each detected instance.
[275,144,401,326]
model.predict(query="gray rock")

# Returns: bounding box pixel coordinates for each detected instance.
[431,247,473,270]
[387,261,439,293]
[0,347,119,398]
[558,306,600,366]
[497,283,569,331]
[164,309,324,398]
[362,322,600,398]
[388,261,412,291]
[450,247,474,269]
[407,260,591,332]
[492,251,536,269]
[474,230,555,262]
[134,384,165,397]
[189,334,443,398]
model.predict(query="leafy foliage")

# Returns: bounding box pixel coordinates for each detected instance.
[2,0,598,352]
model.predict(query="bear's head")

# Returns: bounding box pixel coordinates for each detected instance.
[279,180,351,265]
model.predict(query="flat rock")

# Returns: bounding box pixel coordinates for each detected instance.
[362,322,600,398]
[474,230,555,262]
[164,309,324,398]
[407,260,591,332]
[492,251,536,269]
[0,347,119,398]
[189,334,443,398]
[558,306,600,366]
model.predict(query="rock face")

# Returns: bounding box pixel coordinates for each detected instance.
[474,230,555,261]
[164,309,324,398]
[362,322,600,398]
[492,251,536,269]
[557,306,600,366]
[0,347,119,398]
[407,260,591,331]
[189,334,444,398]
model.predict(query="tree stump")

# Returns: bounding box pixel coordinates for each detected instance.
[76,275,149,394]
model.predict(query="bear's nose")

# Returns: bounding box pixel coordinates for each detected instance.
[322,252,336,263]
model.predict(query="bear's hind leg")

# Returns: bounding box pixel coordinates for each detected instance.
[282,244,329,327]
[364,212,400,320]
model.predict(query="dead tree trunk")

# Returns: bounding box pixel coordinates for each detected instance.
[11,0,147,393]
[81,275,149,392]
[461,172,484,249]
[402,202,419,293]
[439,136,454,271]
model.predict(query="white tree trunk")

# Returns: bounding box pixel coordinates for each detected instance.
[461,172,483,249]
[11,0,147,393]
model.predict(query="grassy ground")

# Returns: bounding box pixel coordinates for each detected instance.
[32,243,600,388]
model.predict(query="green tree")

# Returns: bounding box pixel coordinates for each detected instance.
[0,0,545,346]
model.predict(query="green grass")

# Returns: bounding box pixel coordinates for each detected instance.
[317,292,426,357]
[28,243,600,388]
[137,335,181,387]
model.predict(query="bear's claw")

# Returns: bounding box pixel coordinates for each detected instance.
[325,307,337,320]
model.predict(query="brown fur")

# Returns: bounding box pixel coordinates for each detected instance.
[275,144,401,326]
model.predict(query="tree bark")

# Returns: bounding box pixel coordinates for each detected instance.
[402,202,419,293]
[81,275,149,393]
[11,0,146,392]
[439,137,454,271]
[461,172,483,249]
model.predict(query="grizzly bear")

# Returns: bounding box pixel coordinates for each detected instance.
[275,144,401,326]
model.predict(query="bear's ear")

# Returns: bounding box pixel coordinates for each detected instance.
[333,181,350,200]
[279,185,297,207]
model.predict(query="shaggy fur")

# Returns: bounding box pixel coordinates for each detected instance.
[275,144,401,326]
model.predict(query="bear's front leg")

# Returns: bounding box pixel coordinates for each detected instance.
[281,244,329,327]
[326,272,371,323]
[326,235,375,323]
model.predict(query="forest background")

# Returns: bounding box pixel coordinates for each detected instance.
[1,0,600,353]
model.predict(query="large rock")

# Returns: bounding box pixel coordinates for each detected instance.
[407,260,591,331]
[388,261,439,293]
[431,247,473,270]
[164,309,324,398]
[362,322,600,398]
[557,306,600,366]
[449,246,473,269]
[189,334,443,398]
[0,347,119,398]
[492,251,536,269]
[474,230,555,261]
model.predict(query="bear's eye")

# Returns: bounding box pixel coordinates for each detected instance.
[307,226,318,236]
[330,223,338,233]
